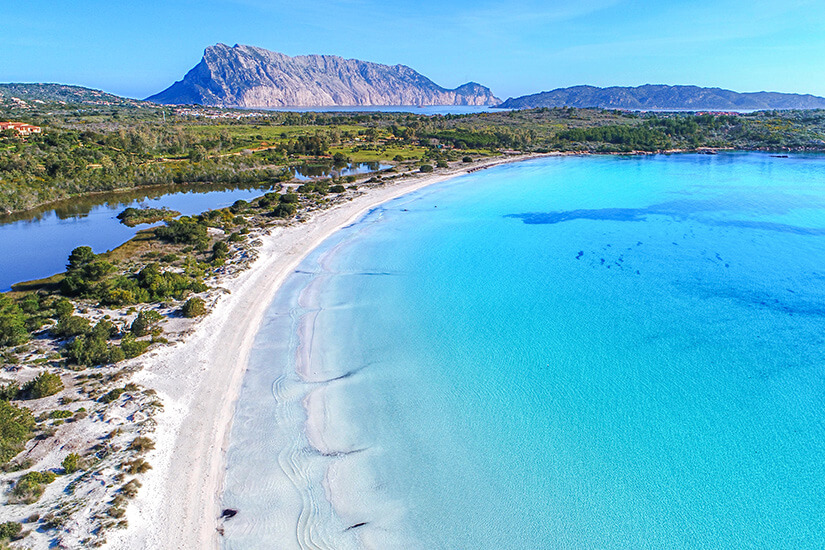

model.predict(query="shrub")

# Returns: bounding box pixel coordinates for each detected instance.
[154,217,208,246]
[51,315,91,338]
[0,295,28,348]
[121,478,142,498]
[66,246,95,271]
[462,156,473,163]
[229,199,248,213]
[130,310,163,337]
[121,458,152,474]
[62,452,81,474]
[393,154,404,161]
[181,297,207,318]
[99,388,125,404]
[53,298,74,319]
[21,372,63,400]
[0,383,20,401]
[128,437,155,454]
[329,184,345,193]
[272,202,297,218]
[11,471,56,504]
[212,241,229,260]
[419,164,434,173]
[0,401,35,464]
[280,193,299,204]
[437,160,448,168]
[65,333,122,367]
[0,521,21,540]
[91,319,117,340]
[120,335,150,359]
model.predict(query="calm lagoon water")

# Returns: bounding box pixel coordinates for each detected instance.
[291,161,391,181]
[0,183,279,291]
[223,153,825,549]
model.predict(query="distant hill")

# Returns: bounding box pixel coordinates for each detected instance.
[498,85,825,111]
[0,83,144,107]
[147,43,501,108]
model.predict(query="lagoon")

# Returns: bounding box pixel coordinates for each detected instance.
[0,183,277,291]
[223,153,825,549]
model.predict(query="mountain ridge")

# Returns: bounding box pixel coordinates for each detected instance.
[147,43,501,107]
[0,83,146,107]
[498,84,825,110]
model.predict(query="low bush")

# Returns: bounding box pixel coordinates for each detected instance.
[62,452,81,474]
[51,315,91,338]
[128,437,155,454]
[130,310,163,337]
[419,164,434,173]
[181,297,207,318]
[0,401,35,464]
[121,457,152,474]
[120,335,150,359]
[99,388,126,404]
[272,202,297,218]
[21,372,63,400]
[121,478,142,498]
[0,295,28,348]
[0,521,21,540]
[11,470,56,504]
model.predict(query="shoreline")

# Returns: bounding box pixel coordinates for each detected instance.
[107,153,547,549]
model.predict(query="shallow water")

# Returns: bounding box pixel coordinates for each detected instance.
[223,152,825,549]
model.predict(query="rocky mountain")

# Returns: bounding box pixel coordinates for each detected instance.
[147,44,500,107]
[498,85,825,111]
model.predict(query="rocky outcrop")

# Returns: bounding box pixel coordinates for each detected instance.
[498,84,825,110]
[147,44,500,107]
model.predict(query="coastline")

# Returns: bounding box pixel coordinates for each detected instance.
[106,153,547,550]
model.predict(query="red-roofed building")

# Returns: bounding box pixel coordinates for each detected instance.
[0,122,42,136]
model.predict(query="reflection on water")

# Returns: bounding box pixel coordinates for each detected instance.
[0,182,278,291]
[291,162,391,181]
[0,182,277,226]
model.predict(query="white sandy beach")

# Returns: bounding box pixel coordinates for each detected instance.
[106,155,543,550]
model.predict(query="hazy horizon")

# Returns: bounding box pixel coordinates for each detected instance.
[3,0,825,100]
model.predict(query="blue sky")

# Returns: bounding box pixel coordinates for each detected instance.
[2,0,825,100]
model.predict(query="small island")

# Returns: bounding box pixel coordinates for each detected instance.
[117,207,181,227]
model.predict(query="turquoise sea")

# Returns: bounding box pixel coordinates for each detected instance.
[223,153,825,549]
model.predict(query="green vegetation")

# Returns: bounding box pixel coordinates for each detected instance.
[0,401,35,465]
[3,99,825,216]
[98,388,126,404]
[61,246,207,306]
[154,217,208,246]
[11,470,57,504]
[117,207,181,227]
[130,309,163,337]
[21,372,64,399]
[181,297,207,318]
[62,452,81,474]
[0,294,28,347]
[0,521,21,541]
